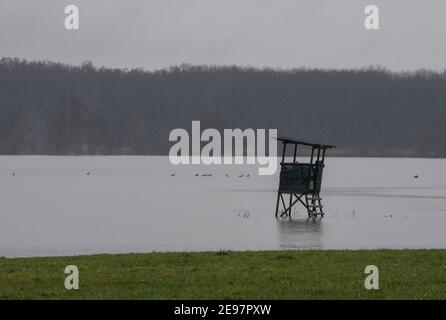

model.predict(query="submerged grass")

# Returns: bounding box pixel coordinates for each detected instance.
[0,250,445,299]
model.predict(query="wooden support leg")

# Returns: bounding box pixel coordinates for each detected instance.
[280,194,287,217]
[305,195,311,218]
[275,192,281,218]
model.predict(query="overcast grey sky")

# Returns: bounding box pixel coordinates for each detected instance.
[0,0,444,71]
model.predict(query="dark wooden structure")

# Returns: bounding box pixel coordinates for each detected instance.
[275,137,335,218]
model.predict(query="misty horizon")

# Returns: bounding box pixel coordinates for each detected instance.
[4,56,446,75]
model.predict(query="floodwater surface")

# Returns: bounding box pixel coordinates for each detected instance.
[1,156,445,257]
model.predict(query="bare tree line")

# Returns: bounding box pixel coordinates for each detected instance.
[0,57,445,156]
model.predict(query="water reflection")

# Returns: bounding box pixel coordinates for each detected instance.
[276,217,323,249]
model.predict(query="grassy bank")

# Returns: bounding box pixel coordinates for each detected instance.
[1,250,445,299]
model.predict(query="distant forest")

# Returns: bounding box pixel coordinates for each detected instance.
[0,57,445,157]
